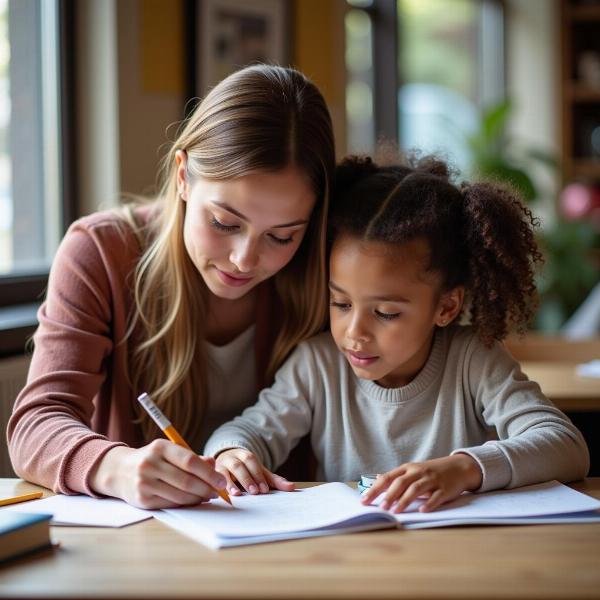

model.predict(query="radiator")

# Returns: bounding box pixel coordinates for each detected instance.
[0,355,30,477]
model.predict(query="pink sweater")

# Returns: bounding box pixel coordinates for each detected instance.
[7,207,281,495]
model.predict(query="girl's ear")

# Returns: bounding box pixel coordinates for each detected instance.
[435,286,465,327]
[175,149,189,200]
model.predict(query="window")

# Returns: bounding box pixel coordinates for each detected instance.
[0,0,63,280]
[397,0,504,173]
[345,0,504,173]
[0,0,73,355]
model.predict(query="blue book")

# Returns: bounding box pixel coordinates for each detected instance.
[0,511,53,563]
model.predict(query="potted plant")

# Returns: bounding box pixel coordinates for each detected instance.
[464,99,599,332]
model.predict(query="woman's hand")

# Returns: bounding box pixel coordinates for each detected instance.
[215,448,295,496]
[89,440,228,509]
[360,454,483,513]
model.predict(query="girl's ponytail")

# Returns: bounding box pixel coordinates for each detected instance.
[460,181,543,345]
[334,155,379,199]
[329,150,543,346]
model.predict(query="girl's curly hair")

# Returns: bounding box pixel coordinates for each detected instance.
[329,154,544,345]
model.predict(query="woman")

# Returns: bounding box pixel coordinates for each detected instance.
[8,65,335,508]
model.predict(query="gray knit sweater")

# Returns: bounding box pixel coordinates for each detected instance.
[204,326,590,491]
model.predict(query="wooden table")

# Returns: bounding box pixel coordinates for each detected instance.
[505,334,600,412]
[1,479,600,600]
[520,361,600,412]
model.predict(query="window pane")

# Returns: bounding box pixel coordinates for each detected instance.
[0,0,10,273]
[0,0,61,277]
[345,6,375,154]
[397,0,499,173]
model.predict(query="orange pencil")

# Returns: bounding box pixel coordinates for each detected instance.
[0,491,43,507]
[137,392,232,505]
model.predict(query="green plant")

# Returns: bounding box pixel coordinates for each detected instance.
[464,99,599,332]
[465,99,556,202]
[535,221,599,331]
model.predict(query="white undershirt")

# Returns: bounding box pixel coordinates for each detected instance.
[195,324,257,451]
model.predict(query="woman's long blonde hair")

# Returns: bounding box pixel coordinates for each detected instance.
[123,65,335,442]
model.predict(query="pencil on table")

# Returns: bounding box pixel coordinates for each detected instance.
[0,491,43,507]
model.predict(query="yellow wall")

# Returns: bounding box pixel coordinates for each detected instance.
[140,0,185,95]
[293,0,347,157]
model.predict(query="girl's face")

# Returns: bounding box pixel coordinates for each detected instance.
[177,155,316,301]
[329,235,463,388]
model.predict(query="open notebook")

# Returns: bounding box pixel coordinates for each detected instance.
[154,480,600,549]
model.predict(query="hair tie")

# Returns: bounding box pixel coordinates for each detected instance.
[334,155,378,194]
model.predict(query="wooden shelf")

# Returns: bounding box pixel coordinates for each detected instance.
[561,1,600,182]
[572,159,600,179]
[568,5,600,20]
[568,81,600,101]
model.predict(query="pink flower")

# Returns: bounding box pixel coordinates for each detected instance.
[560,183,600,221]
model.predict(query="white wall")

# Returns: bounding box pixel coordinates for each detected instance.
[505,0,560,219]
[75,0,120,215]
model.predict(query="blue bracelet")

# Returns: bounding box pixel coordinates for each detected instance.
[357,473,378,494]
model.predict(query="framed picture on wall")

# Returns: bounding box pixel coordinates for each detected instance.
[197,0,290,97]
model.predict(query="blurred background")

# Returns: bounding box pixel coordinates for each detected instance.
[2,0,600,334]
[0,1,599,474]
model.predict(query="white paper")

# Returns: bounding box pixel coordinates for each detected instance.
[576,359,600,378]
[155,510,392,549]
[155,480,600,549]
[7,480,596,542]
[4,494,152,527]
[158,482,392,544]
[403,512,600,529]
[389,480,600,524]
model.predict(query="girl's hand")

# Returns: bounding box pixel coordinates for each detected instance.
[89,440,228,509]
[360,454,483,513]
[215,448,295,496]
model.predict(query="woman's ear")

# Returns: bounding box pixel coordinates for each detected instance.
[435,286,465,327]
[175,149,189,200]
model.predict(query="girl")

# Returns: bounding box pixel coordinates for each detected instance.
[8,65,335,509]
[205,155,590,513]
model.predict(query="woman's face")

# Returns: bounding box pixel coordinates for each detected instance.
[177,154,316,301]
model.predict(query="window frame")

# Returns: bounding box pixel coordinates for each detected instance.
[368,0,506,144]
[0,0,77,355]
[372,0,398,144]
